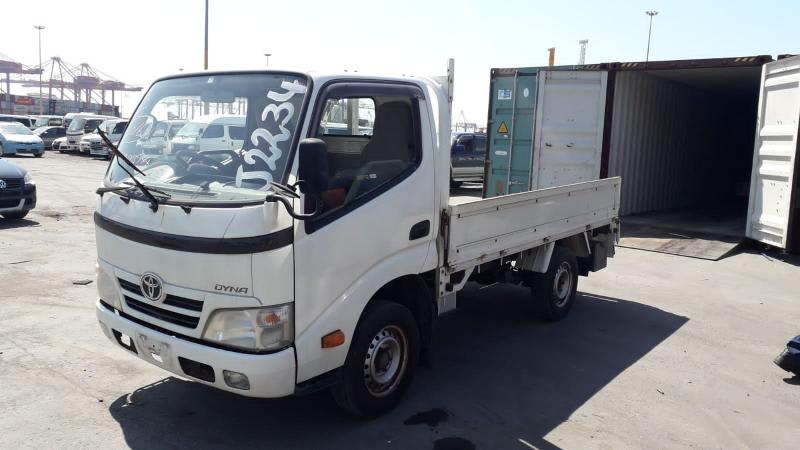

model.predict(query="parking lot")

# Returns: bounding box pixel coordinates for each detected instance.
[1,152,799,449]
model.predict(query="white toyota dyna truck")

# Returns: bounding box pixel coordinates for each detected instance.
[94,60,620,416]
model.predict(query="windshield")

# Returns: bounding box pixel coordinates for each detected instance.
[67,118,86,133]
[0,123,33,135]
[175,122,203,138]
[107,73,309,204]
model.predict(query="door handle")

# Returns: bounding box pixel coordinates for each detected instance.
[409,220,430,240]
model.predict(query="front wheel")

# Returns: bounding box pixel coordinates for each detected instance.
[34,152,43,158]
[530,246,579,321]
[332,301,420,417]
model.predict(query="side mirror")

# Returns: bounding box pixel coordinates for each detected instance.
[298,138,329,198]
[453,144,466,154]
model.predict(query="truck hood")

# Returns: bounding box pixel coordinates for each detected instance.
[95,193,295,316]
[3,134,42,144]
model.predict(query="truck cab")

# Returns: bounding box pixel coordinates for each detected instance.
[94,65,619,416]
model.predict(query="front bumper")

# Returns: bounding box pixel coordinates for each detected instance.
[2,142,44,155]
[96,300,297,398]
[0,184,36,213]
[89,146,110,157]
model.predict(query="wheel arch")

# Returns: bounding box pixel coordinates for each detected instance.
[361,273,435,367]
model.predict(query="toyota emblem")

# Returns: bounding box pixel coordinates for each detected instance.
[0,179,6,189]
[140,273,165,302]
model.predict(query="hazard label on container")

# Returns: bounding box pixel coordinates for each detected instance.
[497,121,509,134]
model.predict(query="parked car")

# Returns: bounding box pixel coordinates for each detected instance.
[0,114,36,129]
[0,157,36,219]
[450,132,486,187]
[170,114,245,153]
[63,114,117,153]
[32,115,64,127]
[34,126,67,149]
[80,119,128,158]
[0,122,45,157]
[51,136,67,151]
[136,119,186,154]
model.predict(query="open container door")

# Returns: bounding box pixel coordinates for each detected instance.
[531,70,607,189]
[746,55,800,250]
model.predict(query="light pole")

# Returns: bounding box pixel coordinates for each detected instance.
[645,10,658,63]
[264,53,271,68]
[34,25,45,114]
[204,0,209,69]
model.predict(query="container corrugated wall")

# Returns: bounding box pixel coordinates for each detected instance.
[607,72,728,215]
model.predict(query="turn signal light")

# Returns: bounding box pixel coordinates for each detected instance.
[322,330,345,348]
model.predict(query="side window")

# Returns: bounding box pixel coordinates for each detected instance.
[203,124,224,138]
[228,126,245,140]
[320,98,375,137]
[311,90,421,224]
[474,136,487,154]
[456,135,474,151]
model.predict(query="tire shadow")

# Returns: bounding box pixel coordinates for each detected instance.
[107,283,688,450]
[0,218,39,229]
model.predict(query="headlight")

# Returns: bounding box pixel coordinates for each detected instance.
[23,172,34,185]
[202,303,293,351]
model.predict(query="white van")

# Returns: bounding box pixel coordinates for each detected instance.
[64,113,117,152]
[170,114,245,153]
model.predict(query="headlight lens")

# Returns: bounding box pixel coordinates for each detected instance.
[23,172,34,185]
[202,304,293,351]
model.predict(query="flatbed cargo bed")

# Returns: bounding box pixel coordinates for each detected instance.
[444,177,621,271]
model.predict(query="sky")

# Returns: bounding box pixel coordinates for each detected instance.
[1,0,797,125]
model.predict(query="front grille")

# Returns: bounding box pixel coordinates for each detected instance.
[118,277,203,312]
[118,277,204,329]
[0,178,23,189]
[0,199,21,208]
[124,296,200,329]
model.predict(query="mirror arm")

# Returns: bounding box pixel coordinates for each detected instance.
[265,191,321,220]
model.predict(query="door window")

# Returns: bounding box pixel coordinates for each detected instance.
[309,87,422,229]
[228,125,245,140]
[320,98,375,136]
[203,124,224,138]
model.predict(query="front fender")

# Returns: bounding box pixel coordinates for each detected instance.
[294,243,430,383]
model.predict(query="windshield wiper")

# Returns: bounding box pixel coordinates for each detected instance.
[96,127,164,212]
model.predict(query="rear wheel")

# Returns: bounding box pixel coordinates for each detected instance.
[530,246,578,321]
[2,211,29,220]
[332,301,420,417]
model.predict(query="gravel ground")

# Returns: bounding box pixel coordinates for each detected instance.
[1,152,799,450]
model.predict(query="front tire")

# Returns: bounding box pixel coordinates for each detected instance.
[34,152,43,158]
[530,246,579,321]
[332,301,420,417]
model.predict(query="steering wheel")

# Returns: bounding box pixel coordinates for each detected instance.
[175,150,221,169]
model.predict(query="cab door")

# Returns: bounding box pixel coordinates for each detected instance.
[292,82,435,382]
[746,55,800,250]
